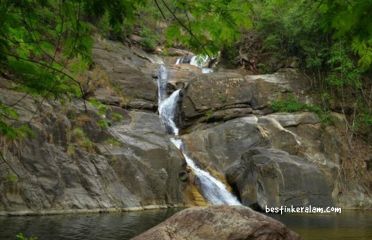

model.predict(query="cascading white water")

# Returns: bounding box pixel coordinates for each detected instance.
[159,89,181,136]
[170,138,241,205]
[158,65,181,135]
[157,64,241,206]
[189,55,209,67]
[176,55,214,74]
[157,64,169,104]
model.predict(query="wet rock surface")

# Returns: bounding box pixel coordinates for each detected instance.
[132,205,301,240]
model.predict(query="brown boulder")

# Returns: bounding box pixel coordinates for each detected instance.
[180,69,308,125]
[132,206,301,240]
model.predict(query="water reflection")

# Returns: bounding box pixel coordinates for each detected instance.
[270,210,372,240]
[0,209,178,240]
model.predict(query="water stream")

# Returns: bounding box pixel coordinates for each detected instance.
[176,55,214,73]
[157,64,240,205]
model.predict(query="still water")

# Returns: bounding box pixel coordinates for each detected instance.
[0,209,178,240]
[1,209,371,240]
[271,210,372,240]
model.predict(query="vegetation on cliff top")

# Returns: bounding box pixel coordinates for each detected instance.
[251,0,372,138]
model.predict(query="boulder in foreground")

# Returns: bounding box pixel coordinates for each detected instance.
[132,206,301,240]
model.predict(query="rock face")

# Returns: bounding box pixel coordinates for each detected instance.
[132,206,301,240]
[179,69,308,125]
[0,90,189,214]
[181,114,334,208]
[92,37,162,110]
[226,148,333,208]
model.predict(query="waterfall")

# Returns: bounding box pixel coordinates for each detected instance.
[157,64,169,104]
[159,89,181,136]
[158,65,181,135]
[171,138,241,205]
[176,55,214,74]
[189,55,208,67]
[157,64,241,206]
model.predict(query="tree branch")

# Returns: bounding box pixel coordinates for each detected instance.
[157,0,211,58]
[154,0,168,21]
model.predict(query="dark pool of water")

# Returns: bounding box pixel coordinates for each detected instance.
[1,209,372,240]
[270,210,372,240]
[0,209,178,240]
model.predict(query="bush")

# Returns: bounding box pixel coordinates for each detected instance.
[271,96,332,124]
[139,27,158,52]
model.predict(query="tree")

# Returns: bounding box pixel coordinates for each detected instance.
[157,0,251,56]
[250,0,372,136]
[0,0,253,139]
[0,0,143,139]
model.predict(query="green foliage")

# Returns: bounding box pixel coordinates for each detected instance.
[159,0,252,55]
[5,172,18,183]
[0,0,141,140]
[88,98,110,129]
[271,97,309,113]
[139,27,159,51]
[97,119,110,129]
[271,96,332,124]
[252,0,371,135]
[320,1,372,66]
[0,102,32,140]
[89,99,108,116]
[70,127,94,151]
[0,0,92,97]
[16,233,37,240]
[71,127,86,140]
[204,109,215,121]
[66,144,76,156]
[111,112,124,122]
[104,137,122,147]
[218,94,227,103]
[353,108,372,133]
[326,42,362,88]
[92,0,147,40]
[253,0,372,71]
[360,113,372,126]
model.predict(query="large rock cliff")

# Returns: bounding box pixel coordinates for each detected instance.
[0,38,371,215]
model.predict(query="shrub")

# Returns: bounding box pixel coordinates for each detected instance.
[271,96,332,125]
